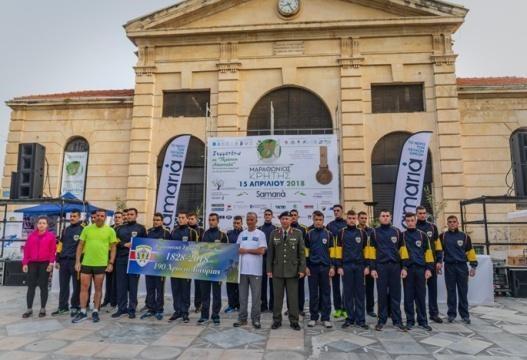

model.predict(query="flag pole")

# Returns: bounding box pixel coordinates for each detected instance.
[270,101,275,135]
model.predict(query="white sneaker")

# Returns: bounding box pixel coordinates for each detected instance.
[308,320,316,327]
[323,321,333,329]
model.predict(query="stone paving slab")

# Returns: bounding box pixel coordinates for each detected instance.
[0,287,527,359]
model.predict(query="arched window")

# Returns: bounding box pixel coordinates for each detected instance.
[65,137,89,152]
[157,136,205,214]
[61,137,89,200]
[247,86,333,135]
[510,128,527,196]
[371,132,433,216]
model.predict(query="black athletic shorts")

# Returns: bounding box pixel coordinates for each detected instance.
[80,265,107,275]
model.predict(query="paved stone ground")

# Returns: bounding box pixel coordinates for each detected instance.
[1,286,527,359]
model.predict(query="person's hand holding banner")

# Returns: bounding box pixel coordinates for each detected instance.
[425,269,432,279]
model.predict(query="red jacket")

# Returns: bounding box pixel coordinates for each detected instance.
[22,230,57,266]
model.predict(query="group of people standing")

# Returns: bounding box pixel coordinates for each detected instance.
[21,204,478,333]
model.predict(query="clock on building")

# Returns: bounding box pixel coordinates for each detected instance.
[277,0,301,17]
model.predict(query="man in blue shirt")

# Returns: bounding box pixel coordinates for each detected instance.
[225,216,243,313]
[305,211,334,329]
[326,205,347,319]
[370,209,406,332]
[198,213,228,325]
[259,209,277,312]
[402,212,433,331]
[439,215,478,324]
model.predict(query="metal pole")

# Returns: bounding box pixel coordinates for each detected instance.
[335,104,344,205]
[270,101,275,135]
[482,197,490,255]
[460,201,465,233]
[1,203,7,258]
[202,103,210,226]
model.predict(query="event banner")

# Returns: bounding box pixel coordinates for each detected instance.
[392,131,432,230]
[127,237,240,283]
[206,135,340,229]
[60,151,88,200]
[156,135,191,229]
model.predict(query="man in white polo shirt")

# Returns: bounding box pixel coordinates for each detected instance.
[233,212,267,329]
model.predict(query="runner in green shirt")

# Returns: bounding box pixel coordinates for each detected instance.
[72,209,117,323]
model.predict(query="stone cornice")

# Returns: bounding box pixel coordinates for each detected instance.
[5,98,134,110]
[431,54,457,65]
[127,16,464,43]
[124,0,467,34]
[134,66,157,76]
[216,61,242,73]
[458,86,527,99]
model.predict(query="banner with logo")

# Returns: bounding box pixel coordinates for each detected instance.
[206,135,340,229]
[392,131,433,230]
[60,152,88,200]
[156,135,191,229]
[127,237,240,283]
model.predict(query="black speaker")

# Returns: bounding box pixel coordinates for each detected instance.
[4,260,26,286]
[9,172,18,199]
[509,267,527,298]
[16,143,45,199]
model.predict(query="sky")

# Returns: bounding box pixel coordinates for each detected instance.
[0,0,526,178]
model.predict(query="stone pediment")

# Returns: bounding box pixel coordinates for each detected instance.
[125,0,467,36]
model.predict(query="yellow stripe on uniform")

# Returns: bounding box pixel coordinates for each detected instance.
[434,239,443,251]
[466,248,477,262]
[333,246,343,260]
[304,248,310,258]
[399,246,410,261]
[363,246,376,260]
[425,249,435,263]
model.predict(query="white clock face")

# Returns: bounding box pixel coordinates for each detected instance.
[278,0,300,17]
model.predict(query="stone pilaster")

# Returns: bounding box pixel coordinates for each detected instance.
[339,37,367,210]
[431,33,464,216]
[126,45,157,216]
[1,107,26,194]
[215,42,241,136]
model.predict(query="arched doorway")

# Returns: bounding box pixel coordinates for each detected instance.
[247,86,333,135]
[371,132,433,216]
[156,135,205,215]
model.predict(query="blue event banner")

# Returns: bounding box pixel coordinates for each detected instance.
[127,237,240,283]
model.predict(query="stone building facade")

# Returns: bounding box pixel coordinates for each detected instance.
[2,0,527,246]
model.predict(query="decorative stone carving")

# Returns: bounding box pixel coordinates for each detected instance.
[338,37,364,68]
[135,46,157,76]
[216,62,242,73]
[431,33,457,65]
[218,42,241,73]
[273,41,304,56]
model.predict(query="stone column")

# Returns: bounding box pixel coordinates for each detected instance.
[431,33,464,216]
[339,37,367,210]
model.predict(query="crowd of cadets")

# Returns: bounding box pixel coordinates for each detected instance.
[51,205,478,331]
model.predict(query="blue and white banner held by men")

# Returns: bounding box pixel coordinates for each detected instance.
[127,237,240,283]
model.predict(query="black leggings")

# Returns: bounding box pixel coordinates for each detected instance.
[27,262,50,309]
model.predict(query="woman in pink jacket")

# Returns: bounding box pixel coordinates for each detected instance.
[22,216,56,318]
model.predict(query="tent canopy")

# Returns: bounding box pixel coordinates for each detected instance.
[15,193,114,216]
